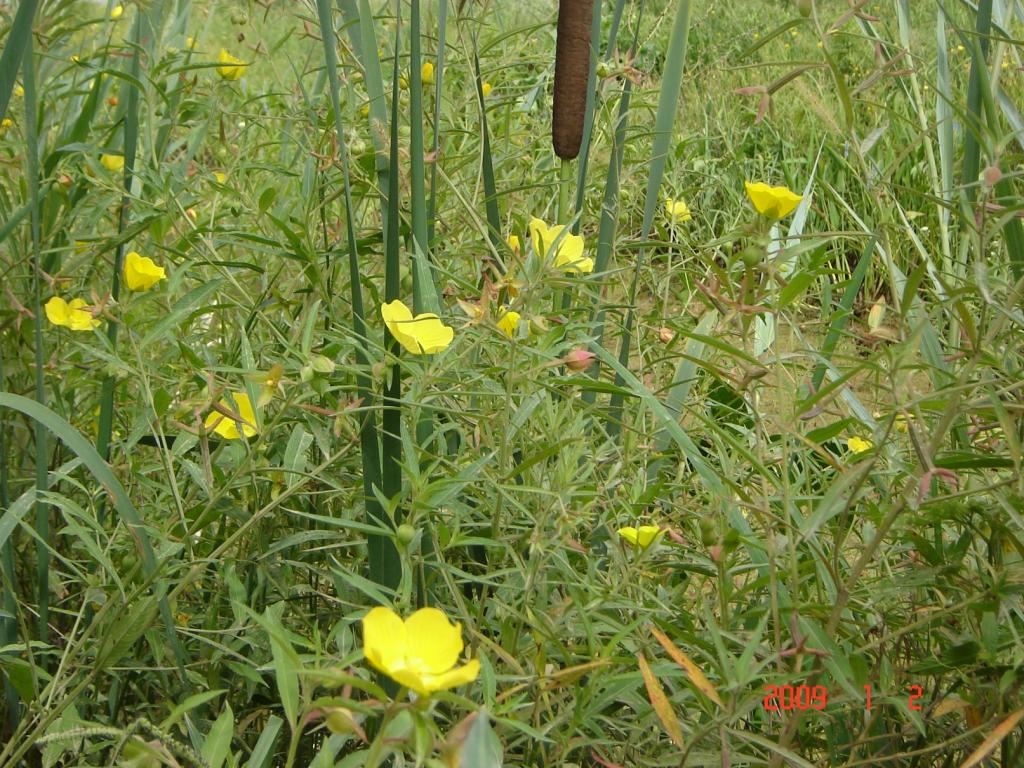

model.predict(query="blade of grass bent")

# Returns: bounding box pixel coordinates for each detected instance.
[409,0,439,313]
[0,393,188,676]
[315,0,387,590]
[427,0,447,246]
[608,0,691,438]
[96,10,145,523]
[475,52,502,258]
[378,7,404,591]
[571,0,602,231]
[0,0,38,123]
[960,0,992,212]
[581,76,632,408]
[22,33,50,644]
[0,347,20,727]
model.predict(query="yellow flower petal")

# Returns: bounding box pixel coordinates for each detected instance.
[618,525,662,549]
[481,82,493,97]
[528,218,552,257]
[421,61,435,85]
[403,607,463,675]
[422,659,481,692]
[361,606,479,697]
[362,606,408,675]
[744,181,803,220]
[46,296,99,331]
[45,296,71,327]
[110,5,123,19]
[123,251,166,291]
[204,392,258,439]
[506,234,520,254]
[530,217,591,273]
[381,300,454,355]
[100,154,125,172]
[496,309,520,339]
[217,49,247,81]
[665,198,692,224]
[846,436,873,455]
[618,527,639,546]
[213,171,227,184]
[65,298,100,330]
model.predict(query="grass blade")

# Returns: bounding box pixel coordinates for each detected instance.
[0,0,38,123]
[22,30,49,644]
[96,9,146,520]
[315,0,389,589]
[607,0,691,437]
[0,393,187,676]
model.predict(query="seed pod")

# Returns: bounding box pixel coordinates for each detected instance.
[552,0,595,159]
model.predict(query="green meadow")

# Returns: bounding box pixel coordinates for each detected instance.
[1,0,1023,765]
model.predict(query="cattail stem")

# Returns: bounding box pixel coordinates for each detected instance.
[552,0,595,160]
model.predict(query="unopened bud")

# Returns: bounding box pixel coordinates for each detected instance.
[563,348,596,372]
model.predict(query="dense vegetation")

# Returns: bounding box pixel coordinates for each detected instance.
[1,0,1023,765]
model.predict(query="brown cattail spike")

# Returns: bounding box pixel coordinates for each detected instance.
[552,0,595,160]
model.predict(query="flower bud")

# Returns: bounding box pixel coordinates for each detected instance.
[563,348,596,372]
[797,0,812,17]
[397,523,416,545]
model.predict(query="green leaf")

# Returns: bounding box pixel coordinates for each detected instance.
[201,702,235,768]
[459,710,503,768]
[263,604,301,728]
[245,715,284,768]
[160,689,228,732]
[140,279,224,348]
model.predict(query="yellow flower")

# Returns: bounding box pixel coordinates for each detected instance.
[204,392,258,439]
[13,85,24,98]
[381,299,454,355]
[421,61,435,85]
[529,217,593,274]
[44,296,100,331]
[481,81,493,97]
[618,525,663,549]
[359,103,370,118]
[0,118,12,134]
[186,36,195,49]
[100,154,124,172]
[212,171,227,184]
[665,198,692,224]
[846,436,873,455]
[123,251,166,291]
[217,49,247,81]
[362,606,480,697]
[110,4,123,19]
[744,181,803,220]
[496,308,521,339]
[506,234,520,255]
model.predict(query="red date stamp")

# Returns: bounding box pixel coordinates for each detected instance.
[762,684,924,712]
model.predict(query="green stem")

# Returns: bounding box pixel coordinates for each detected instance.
[557,158,572,223]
